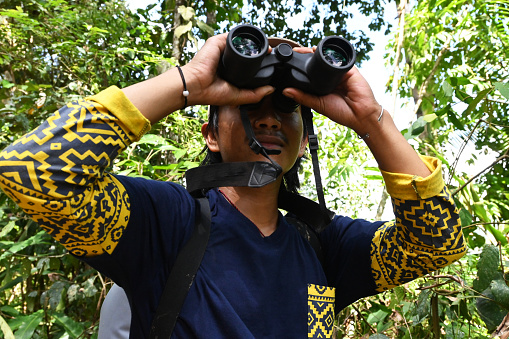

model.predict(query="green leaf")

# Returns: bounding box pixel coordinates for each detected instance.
[19,258,32,279]
[0,313,14,339]
[0,276,23,293]
[363,174,383,180]
[53,313,84,338]
[416,288,431,320]
[328,162,340,178]
[491,279,509,310]
[13,310,43,339]
[174,21,193,39]
[403,116,429,140]
[494,82,509,100]
[83,277,98,297]
[473,245,503,292]
[442,81,454,97]
[485,224,508,246]
[459,208,472,227]
[366,309,390,324]
[173,148,187,160]
[472,202,490,222]
[476,288,508,332]
[461,88,492,118]
[0,220,16,237]
[178,6,195,21]
[139,134,167,145]
[47,281,66,311]
[447,110,464,130]
[1,80,15,89]
[196,20,215,36]
[422,113,437,122]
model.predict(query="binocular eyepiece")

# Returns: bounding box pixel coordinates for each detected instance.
[220,24,356,113]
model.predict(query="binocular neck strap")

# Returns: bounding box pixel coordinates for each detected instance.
[301,106,329,225]
[240,106,281,157]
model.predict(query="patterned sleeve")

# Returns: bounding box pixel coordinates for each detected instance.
[0,87,151,257]
[371,156,467,292]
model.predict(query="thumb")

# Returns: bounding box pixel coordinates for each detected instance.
[282,88,324,113]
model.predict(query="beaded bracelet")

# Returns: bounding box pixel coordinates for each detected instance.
[176,65,189,110]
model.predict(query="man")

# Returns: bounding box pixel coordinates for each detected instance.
[0,32,465,338]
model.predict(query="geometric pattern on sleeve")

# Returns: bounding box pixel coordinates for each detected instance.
[0,100,136,257]
[370,187,466,292]
[308,284,335,339]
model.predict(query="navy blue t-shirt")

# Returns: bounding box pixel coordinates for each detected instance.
[85,175,381,338]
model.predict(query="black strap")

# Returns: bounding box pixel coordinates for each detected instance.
[301,106,330,226]
[149,197,211,339]
[149,194,332,338]
[278,189,334,234]
[285,214,325,265]
[186,161,281,192]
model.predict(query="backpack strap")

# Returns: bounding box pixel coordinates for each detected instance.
[149,195,330,338]
[285,214,325,266]
[149,197,211,339]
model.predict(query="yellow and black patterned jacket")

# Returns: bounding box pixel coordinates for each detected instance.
[0,87,466,338]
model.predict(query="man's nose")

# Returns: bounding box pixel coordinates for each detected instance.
[253,110,282,130]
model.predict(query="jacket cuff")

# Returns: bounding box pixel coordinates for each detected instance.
[380,155,445,200]
[87,86,151,141]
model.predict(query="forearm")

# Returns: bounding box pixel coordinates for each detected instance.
[370,157,467,292]
[121,35,276,125]
[121,67,188,124]
[360,109,431,178]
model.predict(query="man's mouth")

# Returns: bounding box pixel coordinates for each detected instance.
[255,135,285,149]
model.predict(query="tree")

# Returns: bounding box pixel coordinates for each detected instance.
[0,1,200,337]
[360,0,509,337]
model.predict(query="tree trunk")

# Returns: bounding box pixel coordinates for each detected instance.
[172,0,186,63]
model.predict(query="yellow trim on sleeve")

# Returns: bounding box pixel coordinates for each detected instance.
[380,155,445,200]
[87,86,151,141]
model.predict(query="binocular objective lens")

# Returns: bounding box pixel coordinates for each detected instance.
[323,46,347,67]
[232,35,261,56]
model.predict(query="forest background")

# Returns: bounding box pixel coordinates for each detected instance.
[0,0,508,338]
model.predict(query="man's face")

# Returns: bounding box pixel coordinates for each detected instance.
[203,96,307,174]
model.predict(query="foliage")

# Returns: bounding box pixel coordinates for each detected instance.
[151,0,389,64]
[0,0,202,337]
[364,0,509,337]
[1,0,508,337]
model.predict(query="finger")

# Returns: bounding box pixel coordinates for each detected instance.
[233,85,275,106]
[282,88,323,112]
[292,47,314,54]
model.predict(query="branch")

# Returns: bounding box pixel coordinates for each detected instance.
[413,38,452,116]
[447,119,483,186]
[390,0,407,118]
[462,221,509,230]
[374,188,389,221]
[452,150,509,196]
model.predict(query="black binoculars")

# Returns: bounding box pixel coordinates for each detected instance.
[219,24,356,112]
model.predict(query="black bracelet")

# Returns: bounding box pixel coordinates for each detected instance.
[176,65,189,110]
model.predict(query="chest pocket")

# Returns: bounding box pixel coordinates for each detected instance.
[308,284,335,338]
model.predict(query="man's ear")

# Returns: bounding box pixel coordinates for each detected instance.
[202,123,220,152]
[298,134,308,157]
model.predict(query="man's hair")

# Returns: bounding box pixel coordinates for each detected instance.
[201,105,306,194]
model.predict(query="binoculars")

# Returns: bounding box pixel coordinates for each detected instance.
[219,24,356,112]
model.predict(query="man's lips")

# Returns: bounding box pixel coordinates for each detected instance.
[255,134,285,148]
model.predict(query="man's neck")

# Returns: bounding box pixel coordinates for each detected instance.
[218,182,281,237]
